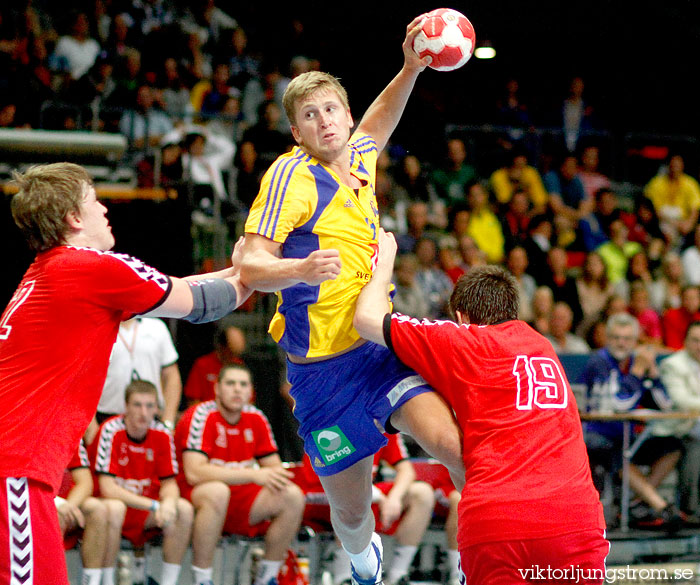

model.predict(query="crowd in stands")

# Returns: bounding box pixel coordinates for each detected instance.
[6,0,700,581]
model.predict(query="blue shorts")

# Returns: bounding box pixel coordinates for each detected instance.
[287,341,432,476]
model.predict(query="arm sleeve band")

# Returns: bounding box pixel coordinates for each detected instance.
[184,279,238,324]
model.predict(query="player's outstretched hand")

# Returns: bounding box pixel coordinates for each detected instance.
[403,14,432,71]
[299,249,342,286]
[375,228,397,278]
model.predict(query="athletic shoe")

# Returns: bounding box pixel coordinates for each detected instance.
[350,533,383,585]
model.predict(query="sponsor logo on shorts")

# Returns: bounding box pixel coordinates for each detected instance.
[312,426,356,465]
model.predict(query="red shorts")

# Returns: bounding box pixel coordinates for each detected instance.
[462,529,610,585]
[0,477,69,585]
[180,480,269,537]
[122,507,159,547]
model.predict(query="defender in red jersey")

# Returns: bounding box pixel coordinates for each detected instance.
[0,162,251,584]
[176,364,304,585]
[92,381,193,585]
[354,229,609,585]
[57,441,125,585]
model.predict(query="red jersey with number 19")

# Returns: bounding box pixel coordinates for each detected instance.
[385,315,605,550]
[0,246,171,492]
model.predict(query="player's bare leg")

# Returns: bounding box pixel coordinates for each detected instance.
[391,392,465,490]
[190,481,231,568]
[102,499,126,576]
[249,483,305,585]
[79,498,108,569]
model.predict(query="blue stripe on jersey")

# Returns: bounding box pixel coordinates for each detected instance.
[261,151,308,238]
[270,153,308,240]
[352,136,375,149]
[278,163,340,355]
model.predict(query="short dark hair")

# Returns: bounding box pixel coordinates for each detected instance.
[217,363,251,383]
[125,379,158,404]
[449,265,519,325]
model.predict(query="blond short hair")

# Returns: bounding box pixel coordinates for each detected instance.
[11,163,92,252]
[282,71,350,126]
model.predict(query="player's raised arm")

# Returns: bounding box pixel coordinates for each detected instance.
[356,15,432,152]
[238,233,342,293]
[354,228,397,345]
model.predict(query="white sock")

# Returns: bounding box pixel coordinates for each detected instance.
[81,568,102,585]
[387,545,417,584]
[132,556,146,584]
[332,547,352,585]
[192,565,214,585]
[161,562,182,585]
[344,532,382,581]
[448,550,461,581]
[102,567,116,585]
[254,559,283,585]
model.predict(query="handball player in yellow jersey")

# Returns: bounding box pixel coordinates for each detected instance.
[240,15,463,585]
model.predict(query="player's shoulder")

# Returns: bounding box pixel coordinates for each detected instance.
[241,404,268,420]
[349,132,377,154]
[263,147,314,179]
[64,246,169,286]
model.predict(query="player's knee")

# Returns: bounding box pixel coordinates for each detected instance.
[194,481,231,517]
[83,497,108,527]
[177,498,194,526]
[283,483,305,512]
[104,499,127,531]
[448,489,461,510]
[408,481,435,512]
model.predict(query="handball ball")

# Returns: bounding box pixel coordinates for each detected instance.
[413,8,476,72]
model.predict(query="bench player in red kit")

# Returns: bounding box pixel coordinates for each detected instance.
[92,380,193,585]
[354,229,609,585]
[56,440,125,585]
[0,162,252,584]
[175,363,304,585]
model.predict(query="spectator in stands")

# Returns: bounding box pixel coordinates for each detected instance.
[493,78,532,140]
[156,56,195,123]
[658,321,700,517]
[184,324,247,406]
[241,59,290,130]
[179,0,237,55]
[580,313,684,530]
[207,92,246,144]
[438,245,466,285]
[546,301,590,354]
[489,149,548,214]
[57,440,125,585]
[414,237,454,319]
[499,188,532,250]
[529,285,554,336]
[622,195,666,264]
[234,140,266,210]
[561,76,596,153]
[579,187,620,252]
[576,251,614,325]
[681,223,700,286]
[465,181,504,263]
[240,99,292,164]
[396,201,430,255]
[438,204,469,251]
[544,152,593,226]
[615,250,657,304]
[196,61,237,116]
[652,250,685,313]
[103,12,138,59]
[392,254,430,319]
[627,281,664,347]
[505,245,535,322]
[119,82,174,149]
[93,380,194,585]
[578,144,611,200]
[94,316,182,429]
[663,285,700,351]
[136,132,184,188]
[130,0,177,37]
[644,153,700,247]
[596,218,642,285]
[430,137,477,207]
[521,213,553,284]
[394,154,446,230]
[456,233,487,273]
[176,364,304,585]
[228,26,261,90]
[109,46,142,108]
[51,11,101,80]
[541,246,584,327]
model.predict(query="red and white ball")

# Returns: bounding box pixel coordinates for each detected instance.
[413,8,476,72]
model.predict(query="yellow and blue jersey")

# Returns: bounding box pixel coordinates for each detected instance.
[245,132,381,358]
